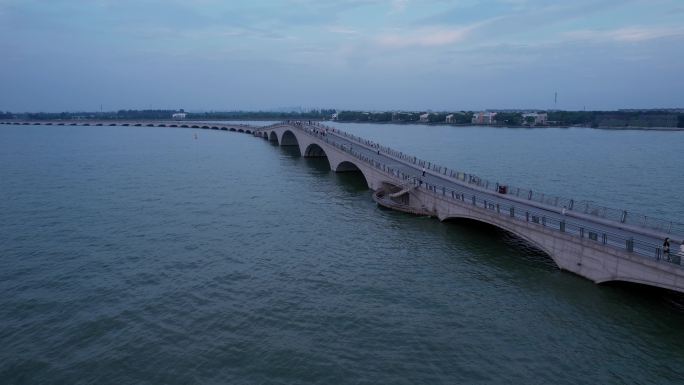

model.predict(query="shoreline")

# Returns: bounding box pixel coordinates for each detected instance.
[2,119,682,132]
[329,121,684,131]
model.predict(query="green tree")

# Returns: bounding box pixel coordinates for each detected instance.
[495,112,523,125]
[428,113,447,123]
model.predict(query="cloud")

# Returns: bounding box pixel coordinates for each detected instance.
[391,0,409,13]
[375,25,474,48]
[328,26,359,35]
[565,26,684,43]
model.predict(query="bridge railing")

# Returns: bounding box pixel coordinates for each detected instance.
[290,122,684,267]
[302,122,684,237]
[413,177,679,265]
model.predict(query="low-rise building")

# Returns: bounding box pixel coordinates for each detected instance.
[419,113,430,123]
[471,112,497,125]
[522,112,548,126]
[172,113,187,121]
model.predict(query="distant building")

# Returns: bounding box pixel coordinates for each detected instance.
[522,112,548,126]
[471,112,497,125]
[445,113,466,124]
[172,113,187,121]
[419,113,430,123]
[331,113,338,121]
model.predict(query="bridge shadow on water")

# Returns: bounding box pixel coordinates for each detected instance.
[277,145,369,192]
[600,281,684,307]
[439,218,684,306]
[332,172,369,193]
[440,218,557,270]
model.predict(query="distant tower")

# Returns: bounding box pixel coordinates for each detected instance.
[554,92,557,108]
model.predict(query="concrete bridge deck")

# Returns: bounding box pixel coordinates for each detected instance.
[4,119,684,293]
[0,120,260,134]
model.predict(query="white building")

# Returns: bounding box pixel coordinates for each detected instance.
[446,113,465,124]
[471,112,497,125]
[419,113,430,123]
[522,113,548,125]
[172,113,187,121]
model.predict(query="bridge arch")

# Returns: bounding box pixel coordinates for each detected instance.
[593,277,684,294]
[332,160,370,189]
[280,130,300,147]
[304,143,327,158]
[440,214,560,268]
[269,131,279,143]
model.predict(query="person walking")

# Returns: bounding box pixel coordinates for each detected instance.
[663,238,671,261]
[422,167,426,176]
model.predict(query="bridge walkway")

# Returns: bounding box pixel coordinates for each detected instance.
[259,122,683,267]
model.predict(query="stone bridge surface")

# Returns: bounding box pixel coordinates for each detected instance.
[4,120,684,293]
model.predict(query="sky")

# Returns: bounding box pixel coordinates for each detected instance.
[1,0,683,112]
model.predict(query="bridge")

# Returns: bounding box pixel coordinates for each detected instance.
[3,119,684,293]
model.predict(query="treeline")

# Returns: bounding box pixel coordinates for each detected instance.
[2,109,337,121]
[337,111,473,124]
[547,110,683,128]
[336,110,684,127]
[186,109,336,120]
[3,109,683,128]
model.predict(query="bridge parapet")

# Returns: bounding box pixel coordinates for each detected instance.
[299,121,683,237]
[264,122,684,276]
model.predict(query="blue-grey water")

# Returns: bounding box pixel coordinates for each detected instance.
[1,123,684,384]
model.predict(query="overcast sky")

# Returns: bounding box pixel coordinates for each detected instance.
[1,0,683,112]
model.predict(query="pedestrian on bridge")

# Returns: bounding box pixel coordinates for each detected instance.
[422,167,426,176]
[663,238,671,261]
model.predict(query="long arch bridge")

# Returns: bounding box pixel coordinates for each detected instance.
[3,120,684,293]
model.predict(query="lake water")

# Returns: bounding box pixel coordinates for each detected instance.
[1,123,683,384]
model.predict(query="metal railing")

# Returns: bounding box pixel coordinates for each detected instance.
[284,121,684,237]
[272,121,684,267]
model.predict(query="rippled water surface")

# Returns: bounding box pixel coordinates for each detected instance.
[1,124,684,384]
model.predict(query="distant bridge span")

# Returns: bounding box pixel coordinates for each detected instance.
[3,120,684,293]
